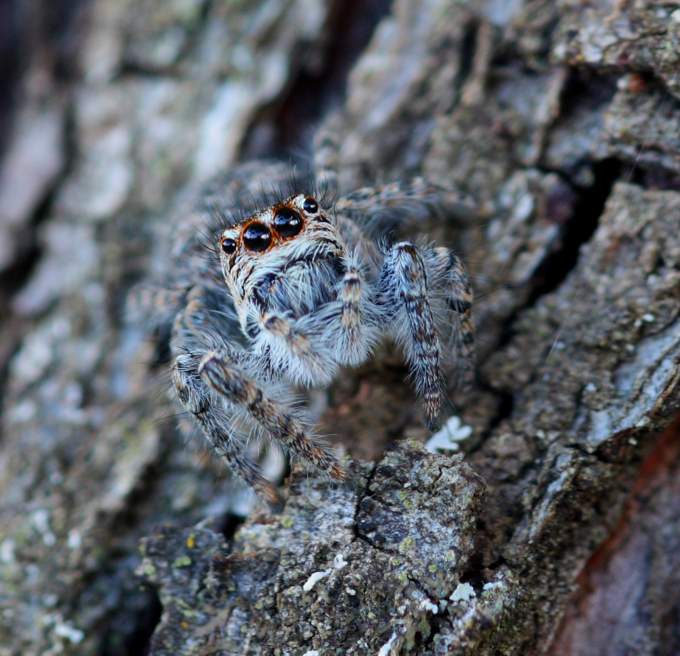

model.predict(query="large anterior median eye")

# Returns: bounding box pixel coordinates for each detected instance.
[273,207,303,238]
[242,222,272,251]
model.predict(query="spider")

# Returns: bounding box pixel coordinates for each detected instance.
[138,161,474,506]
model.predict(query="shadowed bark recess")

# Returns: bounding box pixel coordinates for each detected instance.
[1,1,679,655]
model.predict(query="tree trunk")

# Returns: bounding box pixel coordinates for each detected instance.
[1,1,679,655]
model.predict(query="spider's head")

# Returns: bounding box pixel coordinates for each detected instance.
[217,194,344,314]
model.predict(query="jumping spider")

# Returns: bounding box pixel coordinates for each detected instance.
[139,162,474,505]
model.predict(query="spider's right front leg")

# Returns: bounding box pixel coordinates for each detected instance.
[198,350,346,481]
[254,312,332,385]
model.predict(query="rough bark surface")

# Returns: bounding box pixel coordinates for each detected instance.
[1,1,679,655]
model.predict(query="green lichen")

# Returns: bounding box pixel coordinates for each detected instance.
[280,516,294,529]
[399,536,416,553]
[141,561,157,578]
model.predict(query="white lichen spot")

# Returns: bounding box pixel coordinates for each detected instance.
[378,631,399,656]
[346,587,356,596]
[553,42,567,59]
[67,529,82,550]
[584,382,597,393]
[449,582,476,602]
[333,553,348,570]
[302,553,347,593]
[303,570,330,592]
[483,580,503,592]
[514,193,534,221]
[671,8,680,22]
[642,313,656,323]
[303,651,320,656]
[419,598,439,614]
[426,415,473,453]
[54,621,84,644]
[635,416,651,429]
[43,593,59,608]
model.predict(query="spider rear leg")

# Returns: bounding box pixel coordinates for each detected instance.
[431,247,475,390]
[333,179,476,232]
[380,242,443,429]
[172,354,282,506]
[313,111,343,193]
[199,351,346,481]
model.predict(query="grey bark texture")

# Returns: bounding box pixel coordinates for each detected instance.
[1,1,679,655]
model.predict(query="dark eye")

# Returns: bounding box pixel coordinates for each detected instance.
[303,197,318,214]
[220,237,237,254]
[242,222,272,251]
[273,207,303,238]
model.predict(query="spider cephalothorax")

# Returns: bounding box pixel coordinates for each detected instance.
[141,162,474,505]
[216,193,377,388]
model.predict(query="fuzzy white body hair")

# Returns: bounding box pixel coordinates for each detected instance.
[142,162,475,504]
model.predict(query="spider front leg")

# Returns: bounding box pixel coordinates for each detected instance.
[379,241,443,429]
[254,312,331,385]
[172,353,283,506]
[198,351,346,481]
[335,259,378,365]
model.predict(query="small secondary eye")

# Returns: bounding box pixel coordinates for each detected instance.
[220,237,237,254]
[242,222,272,252]
[303,197,318,214]
[273,207,303,238]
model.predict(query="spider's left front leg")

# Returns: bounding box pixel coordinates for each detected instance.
[378,241,443,428]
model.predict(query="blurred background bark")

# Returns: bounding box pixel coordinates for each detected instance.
[0,1,679,654]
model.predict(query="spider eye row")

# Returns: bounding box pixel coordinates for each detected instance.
[220,197,318,254]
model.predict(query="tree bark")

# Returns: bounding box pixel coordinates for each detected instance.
[1,1,679,655]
